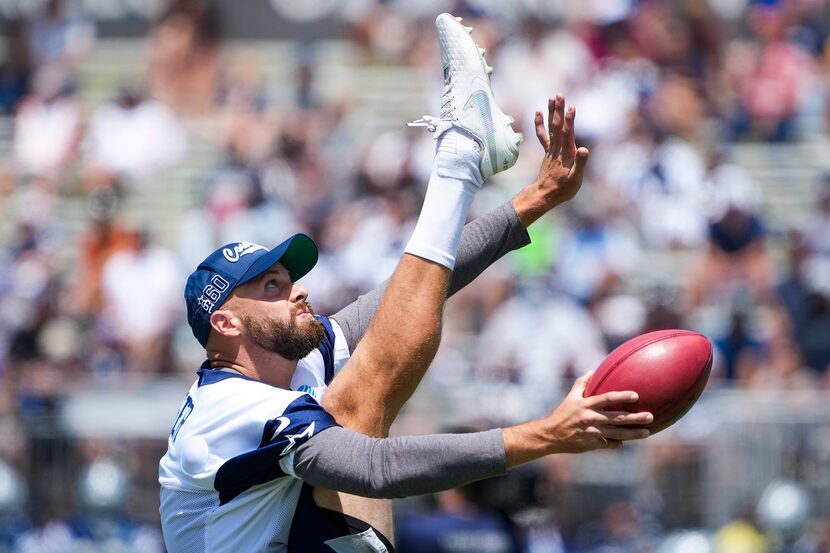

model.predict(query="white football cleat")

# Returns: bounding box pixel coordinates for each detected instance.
[409,13,522,180]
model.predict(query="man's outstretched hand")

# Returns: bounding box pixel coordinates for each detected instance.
[512,93,591,228]
[502,373,652,469]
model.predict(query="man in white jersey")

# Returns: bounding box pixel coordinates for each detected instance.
[159,14,654,553]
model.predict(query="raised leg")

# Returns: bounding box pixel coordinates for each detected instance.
[311,13,522,546]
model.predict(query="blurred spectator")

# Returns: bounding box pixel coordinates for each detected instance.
[777,233,830,376]
[476,282,606,418]
[597,116,709,249]
[635,135,709,248]
[564,62,642,147]
[686,195,772,307]
[316,195,411,292]
[642,284,685,332]
[1,224,61,366]
[396,479,521,553]
[713,307,766,383]
[790,517,830,553]
[66,456,165,552]
[146,0,221,115]
[177,143,304,270]
[0,19,32,115]
[678,0,725,81]
[806,177,830,258]
[24,0,95,72]
[518,509,567,553]
[15,514,163,553]
[216,49,268,114]
[99,232,181,373]
[200,144,264,207]
[701,151,764,221]
[592,292,648,350]
[711,292,808,388]
[646,73,707,140]
[73,195,139,316]
[553,201,641,302]
[793,179,830,375]
[714,516,769,553]
[728,3,815,141]
[493,16,595,137]
[0,460,31,550]
[8,65,81,185]
[83,86,187,189]
[627,0,692,69]
[216,50,279,168]
[574,498,660,553]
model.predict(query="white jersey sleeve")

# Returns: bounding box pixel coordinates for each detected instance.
[159,366,339,553]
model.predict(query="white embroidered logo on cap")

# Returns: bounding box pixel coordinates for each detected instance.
[222,242,267,262]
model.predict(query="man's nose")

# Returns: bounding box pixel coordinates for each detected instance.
[291,285,308,303]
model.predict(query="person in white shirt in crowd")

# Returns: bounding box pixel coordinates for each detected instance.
[100,231,182,372]
[10,65,81,184]
[84,85,187,189]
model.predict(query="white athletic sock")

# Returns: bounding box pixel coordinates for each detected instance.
[404,129,484,269]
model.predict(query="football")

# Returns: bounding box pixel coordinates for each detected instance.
[584,329,713,434]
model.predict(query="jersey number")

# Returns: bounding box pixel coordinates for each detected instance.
[171,395,194,442]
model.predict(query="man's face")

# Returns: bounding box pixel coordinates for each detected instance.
[227,262,325,360]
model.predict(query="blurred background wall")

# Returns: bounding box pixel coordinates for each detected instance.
[0,0,829,551]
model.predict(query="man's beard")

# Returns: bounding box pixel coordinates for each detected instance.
[241,310,326,361]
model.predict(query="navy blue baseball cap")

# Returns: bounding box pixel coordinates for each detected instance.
[184,234,318,348]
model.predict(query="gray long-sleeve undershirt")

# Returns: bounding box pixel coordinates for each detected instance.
[331,201,530,352]
[293,201,528,498]
[292,426,507,498]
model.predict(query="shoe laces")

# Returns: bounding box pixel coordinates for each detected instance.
[408,82,457,132]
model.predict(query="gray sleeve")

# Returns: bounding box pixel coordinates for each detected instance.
[291,426,507,498]
[331,201,530,352]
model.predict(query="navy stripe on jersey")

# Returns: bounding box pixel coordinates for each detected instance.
[287,483,396,552]
[315,315,336,384]
[213,394,338,505]
[196,363,260,387]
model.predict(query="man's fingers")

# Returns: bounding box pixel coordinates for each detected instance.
[589,433,623,450]
[548,94,564,157]
[561,105,577,168]
[599,425,651,442]
[601,410,654,426]
[546,96,556,143]
[569,371,594,399]
[568,147,590,183]
[534,110,550,150]
[587,390,639,409]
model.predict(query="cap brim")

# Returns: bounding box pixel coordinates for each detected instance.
[238,233,318,285]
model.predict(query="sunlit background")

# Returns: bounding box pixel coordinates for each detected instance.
[1,0,829,551]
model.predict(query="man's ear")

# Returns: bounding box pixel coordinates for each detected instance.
[210,309,242,338]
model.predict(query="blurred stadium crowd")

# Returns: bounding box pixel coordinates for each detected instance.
[1,0,830,551]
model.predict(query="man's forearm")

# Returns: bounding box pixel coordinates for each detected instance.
[512,180,557,228]
[502,419,556,469]
[332,201,530,352]
[292,426,507,498]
